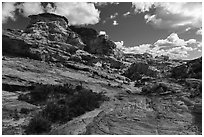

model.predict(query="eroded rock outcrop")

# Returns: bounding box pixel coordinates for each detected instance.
[3,13,120,68]
[171,57,202,79]
[70,26,117,55]
[2,13,90,63]
[24,13,85,49]
[3,29,78,62]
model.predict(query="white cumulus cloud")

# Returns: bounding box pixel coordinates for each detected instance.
[115,41,124,49]
[18,2,44,17]
[144,2,202,31]
[117,33,200,59]
[94,2,119,7]
[2,2,100,25]
[123,44,152,54]
[2,2,17,23]
[131,2,201,31]
[155,33,188,47]
[132,2,154,13]
[54,2,100,25]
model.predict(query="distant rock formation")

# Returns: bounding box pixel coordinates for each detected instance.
[70,26,117,55]
[171,57,202,79]
[123,60,158,81]
[155,55,169,61]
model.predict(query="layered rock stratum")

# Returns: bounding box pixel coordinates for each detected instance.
[2,13,202,135]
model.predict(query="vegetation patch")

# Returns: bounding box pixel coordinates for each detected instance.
[25,115,51,135]
[19,83,108,134]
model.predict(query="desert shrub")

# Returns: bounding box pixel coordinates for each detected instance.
[41,88,108,123]
[18,94,31,102]
[142,86,151,94]
[70,89,108,115]
[70,89,104,110]
[41,101,71,123]
[24,83,74,105]
[24,82,108,129]
[20,108,30,114]
[75,84,83,91]
[25,115,51,135]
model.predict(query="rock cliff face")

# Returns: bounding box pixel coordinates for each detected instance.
[3,13,119,65]
[3,13,120,67]
[70,26,117,55]
[24,13,85,49]
[3,29,78,62]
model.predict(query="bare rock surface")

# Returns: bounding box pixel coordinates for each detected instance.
[51,79,201,135]
[2,55,202,135]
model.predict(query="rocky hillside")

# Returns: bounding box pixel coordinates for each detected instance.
[2,13,202,135]
[171,57,202,79]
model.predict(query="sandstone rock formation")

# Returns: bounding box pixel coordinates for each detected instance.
[3,13,120,67]
[171,57,202,79]
[3,29,78,62]
[70,26,117,55]
[24,13,85,49]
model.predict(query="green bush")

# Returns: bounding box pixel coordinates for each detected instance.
[25,115,51,134]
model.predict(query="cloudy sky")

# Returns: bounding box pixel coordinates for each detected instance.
[2,2,202,59]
